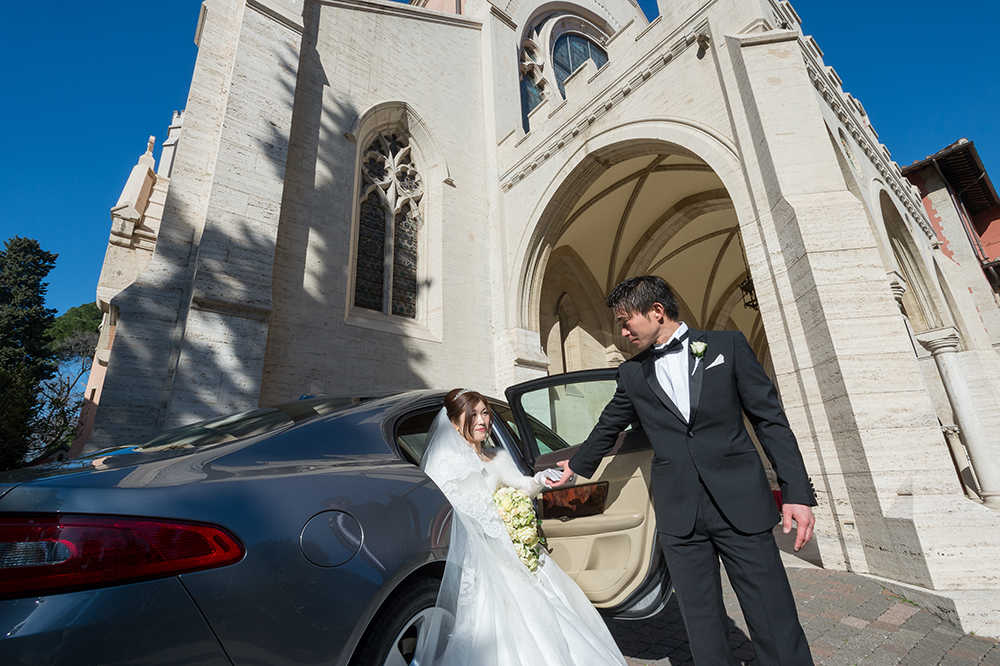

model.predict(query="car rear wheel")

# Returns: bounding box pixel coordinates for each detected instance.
[350,577,440,666]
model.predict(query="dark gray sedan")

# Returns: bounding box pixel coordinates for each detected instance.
[0,372,671,665]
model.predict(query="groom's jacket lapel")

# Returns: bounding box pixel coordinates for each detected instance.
[687,328,707,427]
[641,350,687,424]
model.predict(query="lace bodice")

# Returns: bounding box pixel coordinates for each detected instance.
[424,442,544,540]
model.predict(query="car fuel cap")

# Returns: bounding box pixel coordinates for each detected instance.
[299,510,363,567]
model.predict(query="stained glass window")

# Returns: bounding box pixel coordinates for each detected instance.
[520,76,544,132]
[354,132,423,319]
[552,33,608,97]
[354,191,386,312]
[392,207,418,318]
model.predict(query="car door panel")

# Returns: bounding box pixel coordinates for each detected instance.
[505,372,658,609]
[540,445,655,606]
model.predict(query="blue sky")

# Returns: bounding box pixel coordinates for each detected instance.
[1,1,996,316]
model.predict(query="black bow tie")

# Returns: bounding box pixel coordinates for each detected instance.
[651,334,687,359]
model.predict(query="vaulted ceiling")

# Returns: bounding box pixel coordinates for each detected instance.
[549,152,762,342]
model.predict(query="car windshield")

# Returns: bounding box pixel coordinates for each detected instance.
[97,397,365,455]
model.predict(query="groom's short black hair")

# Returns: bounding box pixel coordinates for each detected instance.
[607,275,679,320]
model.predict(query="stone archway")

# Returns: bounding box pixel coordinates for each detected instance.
[520,132,768,376]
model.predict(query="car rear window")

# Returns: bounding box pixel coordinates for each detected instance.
[395,409,439,464]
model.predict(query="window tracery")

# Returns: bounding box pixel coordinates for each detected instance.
[517,13,612,132]
[354,132,423,319]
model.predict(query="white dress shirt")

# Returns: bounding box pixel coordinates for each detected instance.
[653,322,690,422]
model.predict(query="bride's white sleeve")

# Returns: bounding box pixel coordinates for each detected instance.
[492,449,546,498]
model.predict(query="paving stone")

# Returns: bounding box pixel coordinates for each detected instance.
[876,602,921,626]
[851,595,894,621]
[892,627,927,650]
[901,609,945,633]
[863,647,903,666]
[981,645,1000,666]
[606,565,999,665]
[840,616,869,630]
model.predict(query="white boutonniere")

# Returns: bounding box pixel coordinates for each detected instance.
[690,341,707,358]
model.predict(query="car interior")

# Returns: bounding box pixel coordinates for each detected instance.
[391,382,658,611]
[508,379,658,609]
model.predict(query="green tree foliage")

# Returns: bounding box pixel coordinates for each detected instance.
[47,302,101,352]
[26,302,103,463]
[0,237,58,470]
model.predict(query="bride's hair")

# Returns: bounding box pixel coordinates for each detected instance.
[444,388,494,459]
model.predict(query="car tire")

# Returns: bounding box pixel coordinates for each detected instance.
[350,576,440,666]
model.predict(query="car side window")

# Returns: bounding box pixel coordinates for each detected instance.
[491,403,570,456]
[394,409,439,465]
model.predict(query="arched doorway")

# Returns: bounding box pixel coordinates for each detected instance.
[527,141,768,371]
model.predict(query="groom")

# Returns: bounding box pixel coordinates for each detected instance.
[552,275,815,665]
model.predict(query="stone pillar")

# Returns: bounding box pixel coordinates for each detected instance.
[916,327,1000,508]
[88,0,304,449]
[728,27,977,584]
[157,111,184,179]
[726,27,1000,636]
[163,1,303,426]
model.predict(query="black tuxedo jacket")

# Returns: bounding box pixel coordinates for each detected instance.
[569,328,816,536]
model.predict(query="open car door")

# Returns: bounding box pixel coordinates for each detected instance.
[505,370,667,616]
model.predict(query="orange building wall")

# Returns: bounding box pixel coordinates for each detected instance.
[974,207,1000,262]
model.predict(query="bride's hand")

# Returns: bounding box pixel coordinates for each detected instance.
[547,460,576,488]
[532,468,564,488]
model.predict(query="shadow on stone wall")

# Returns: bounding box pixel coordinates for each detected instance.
[255,2,431,407]
[86,2,433,452]
[727,40,933,586]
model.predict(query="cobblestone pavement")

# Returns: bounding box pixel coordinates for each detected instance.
[607,560,1000,665]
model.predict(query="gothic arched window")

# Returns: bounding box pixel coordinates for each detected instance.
[552,33,608,96]
[353,132,423,318]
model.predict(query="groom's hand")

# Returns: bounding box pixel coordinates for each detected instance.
[549,460,576,488]
[782,503,815,551]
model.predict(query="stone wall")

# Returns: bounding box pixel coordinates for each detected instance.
[258,0,495,404]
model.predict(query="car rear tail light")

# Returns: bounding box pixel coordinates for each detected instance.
[0,514,244,599]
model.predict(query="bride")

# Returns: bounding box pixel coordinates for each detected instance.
[412,388,627,665]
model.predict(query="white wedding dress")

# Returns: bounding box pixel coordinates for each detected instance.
[412,408,627,666]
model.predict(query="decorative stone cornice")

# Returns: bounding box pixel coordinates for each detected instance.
[501,21,711,190]
[735,27,798,47]
[786,3,933,240]
[915,326,961,355]
[319,0,482,30]
[489,3,517,30]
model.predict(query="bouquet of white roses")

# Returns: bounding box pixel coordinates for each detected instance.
[492,486,546,572]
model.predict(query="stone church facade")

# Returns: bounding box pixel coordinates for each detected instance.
[79,0,1000,634]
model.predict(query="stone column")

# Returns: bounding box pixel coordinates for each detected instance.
[916,327,1000,508]
[940,424,981,500]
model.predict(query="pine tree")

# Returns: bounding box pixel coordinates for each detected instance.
[0,237,58,470]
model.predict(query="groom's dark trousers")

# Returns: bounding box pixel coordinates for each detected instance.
[570,328,815,665]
